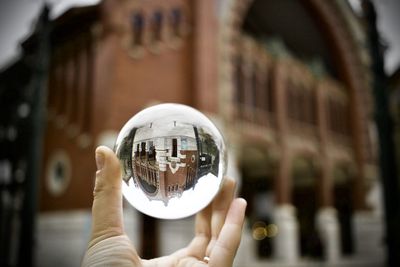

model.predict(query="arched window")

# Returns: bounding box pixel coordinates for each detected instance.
[250,64,258,109]
[266,66,275,113]
[151,10,163,43]
[328,98,349,135]
[234,56,244,105]
[170,8,182,38]
[131,12,144,46]
[308,90,317,125]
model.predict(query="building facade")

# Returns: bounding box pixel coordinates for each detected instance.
[218,1,382,265]
[6,0,384,266]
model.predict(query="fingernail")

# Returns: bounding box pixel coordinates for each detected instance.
[95,152,105,170]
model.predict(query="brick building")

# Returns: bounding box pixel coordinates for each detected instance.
[40,0,204,210]
[6,0,384,266]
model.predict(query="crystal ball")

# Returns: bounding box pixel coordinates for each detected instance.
[114,103,226,219]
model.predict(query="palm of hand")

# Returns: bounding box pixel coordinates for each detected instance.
[82,146,246,267]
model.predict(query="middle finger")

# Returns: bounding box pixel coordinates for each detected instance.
[205,176,236,256]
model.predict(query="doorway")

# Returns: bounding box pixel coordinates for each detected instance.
[333,164,355,255]
[239,145,276,259]
[292,157,323,259]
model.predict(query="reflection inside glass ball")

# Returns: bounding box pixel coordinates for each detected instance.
[114,103,226,219]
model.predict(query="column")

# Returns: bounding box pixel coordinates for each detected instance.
[273,204,299,263]
[274,60,290,204]
[316,80,332,207]
[316,207,340,262]
[273,60,299,263]
[316,80,341,262]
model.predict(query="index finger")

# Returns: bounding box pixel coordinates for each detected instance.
[209,198,247,267]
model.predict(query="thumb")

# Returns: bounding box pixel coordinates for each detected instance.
[88,146,124,248]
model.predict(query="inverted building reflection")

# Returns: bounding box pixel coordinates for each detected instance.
[119,121,219,205]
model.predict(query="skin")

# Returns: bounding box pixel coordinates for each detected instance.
[82,146,247,267]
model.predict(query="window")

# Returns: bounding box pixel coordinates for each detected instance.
[256,66,267,113]
[297,91,305,121]
[76,42,87,132]
[151,11,163,43]
[131,13,144,46]
[286,80,317,125]
[328,98,350,135]
[287,81,297,120]
[172,138,178,157]
[70,46,80,127]
[65,55,75,126]
[266,66,275,113]
[308,91,317,125]
[250,65,258,109]
[141,142,146,157]
[234,56,245,105]
[171,8,182,38]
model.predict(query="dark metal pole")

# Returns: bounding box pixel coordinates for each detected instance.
[18,6,50,267]
[363,1,400,266]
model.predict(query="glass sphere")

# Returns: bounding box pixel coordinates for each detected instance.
[114,103,226,219]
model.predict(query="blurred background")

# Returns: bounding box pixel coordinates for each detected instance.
[0,0,399,266]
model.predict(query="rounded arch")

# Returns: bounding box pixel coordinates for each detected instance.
[219,0,370,209]
[332,160,356,185]
[291,155,319,188]
[238,140,279,177]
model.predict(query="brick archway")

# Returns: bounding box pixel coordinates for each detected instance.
[219,0,371,209]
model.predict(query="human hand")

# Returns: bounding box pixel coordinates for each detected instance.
[82,146,247,267]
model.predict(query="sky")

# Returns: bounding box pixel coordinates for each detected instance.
[0,0,100,70]
[0,0,399,74]
[348,0,400,74]
[372,0,400,74]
